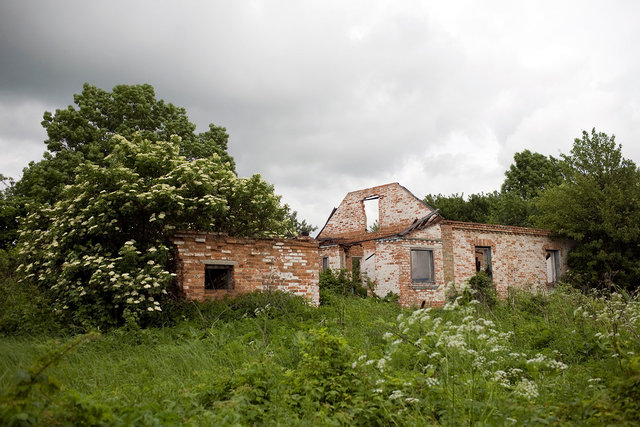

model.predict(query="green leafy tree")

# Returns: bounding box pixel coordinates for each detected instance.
[502,150,564,199]
[424,192,499,224]
[8,83,308,327]
[426,150,564,228]
[535,129,640,290]
[16,134,294,328]
[2,83,236,251]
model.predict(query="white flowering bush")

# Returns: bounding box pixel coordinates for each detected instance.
[16,135,294,327]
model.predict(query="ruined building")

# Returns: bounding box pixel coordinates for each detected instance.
[171,232,319,305]
[317,183,572,307]
[171,182,571,308]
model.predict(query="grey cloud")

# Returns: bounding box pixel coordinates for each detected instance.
[1,0,640,228]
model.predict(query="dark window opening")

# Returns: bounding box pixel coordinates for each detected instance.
[546,250,560,283]
[352,257,361,282]
[322,256,329,271]
[475,246,492,278]
[204,264,233,290]
[411,249,434,283]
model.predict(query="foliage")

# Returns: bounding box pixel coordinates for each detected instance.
[425,150,564,228]
[424,192,498,224]
[447,271,497,308]
[0,333,102,426]
[1,83,237,253]
[285,208,317,236]
[2,83,313,329]
[535,129,640,290]
[15,134,295,329]
[0,175,19,249]
[319,268,367,304]
[1,287,640,424]
[501,149,564,200]
[0,278,64,336]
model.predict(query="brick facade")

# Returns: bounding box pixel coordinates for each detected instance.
[171,231,319,305]
[318,183,434,240]
[442,221,572,298]
[318,183,573,307]
[172,183,573,309]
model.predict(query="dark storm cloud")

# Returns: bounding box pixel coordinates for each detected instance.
[1,0,640,228]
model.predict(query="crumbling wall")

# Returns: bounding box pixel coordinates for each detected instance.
[373,224,446,306]
[172,232,319,305]
[319,244,342,270]
[318,182,433,239]
[442,222,573,297]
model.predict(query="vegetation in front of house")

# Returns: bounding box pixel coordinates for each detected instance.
[1,279,639,425]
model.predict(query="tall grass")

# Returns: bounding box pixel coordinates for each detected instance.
[1,286,639,425]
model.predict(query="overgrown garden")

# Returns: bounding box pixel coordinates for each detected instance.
[1,279,639,425]
[1,83,639,424]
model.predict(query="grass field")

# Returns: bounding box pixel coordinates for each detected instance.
[1,284,639,425]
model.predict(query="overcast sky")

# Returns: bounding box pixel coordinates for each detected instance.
[1,1,639,230]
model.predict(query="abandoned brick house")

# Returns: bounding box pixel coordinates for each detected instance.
[171,232,320,305]
[171,182,571,308]
[317,183,572,307]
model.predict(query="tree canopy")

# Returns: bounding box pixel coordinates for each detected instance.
[501,149,563,199]
[534,129,640,290]
[5,83,310,327]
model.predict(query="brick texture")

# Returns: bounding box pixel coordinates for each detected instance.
[318,182,433,241]
[171,232,319,305]
[318,184,574,308]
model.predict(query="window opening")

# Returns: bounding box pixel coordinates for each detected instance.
[322,256,329,271]
[546,250,560,283]
[363,196,379,232]
[204,264,233,290]
[411,249,434,283]
[352,257,361,282]
[475,246,492,278]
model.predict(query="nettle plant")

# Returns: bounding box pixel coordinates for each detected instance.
[17,135,293,328]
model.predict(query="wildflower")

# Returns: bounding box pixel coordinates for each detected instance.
[425,377,439,387]
[514,378,539,400]
[405,397,420,404]
[377,358,387,370]
[389,390,404,400]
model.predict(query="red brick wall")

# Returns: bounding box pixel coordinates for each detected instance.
[374,237,446,307]
[443,221,573,298]
[171,232,319,305]
[318,183,433,240]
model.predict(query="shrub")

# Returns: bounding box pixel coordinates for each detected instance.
[16,135,294,329]
[319,268,367,304]
[446,271,497,308]
[0,278,64,336]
